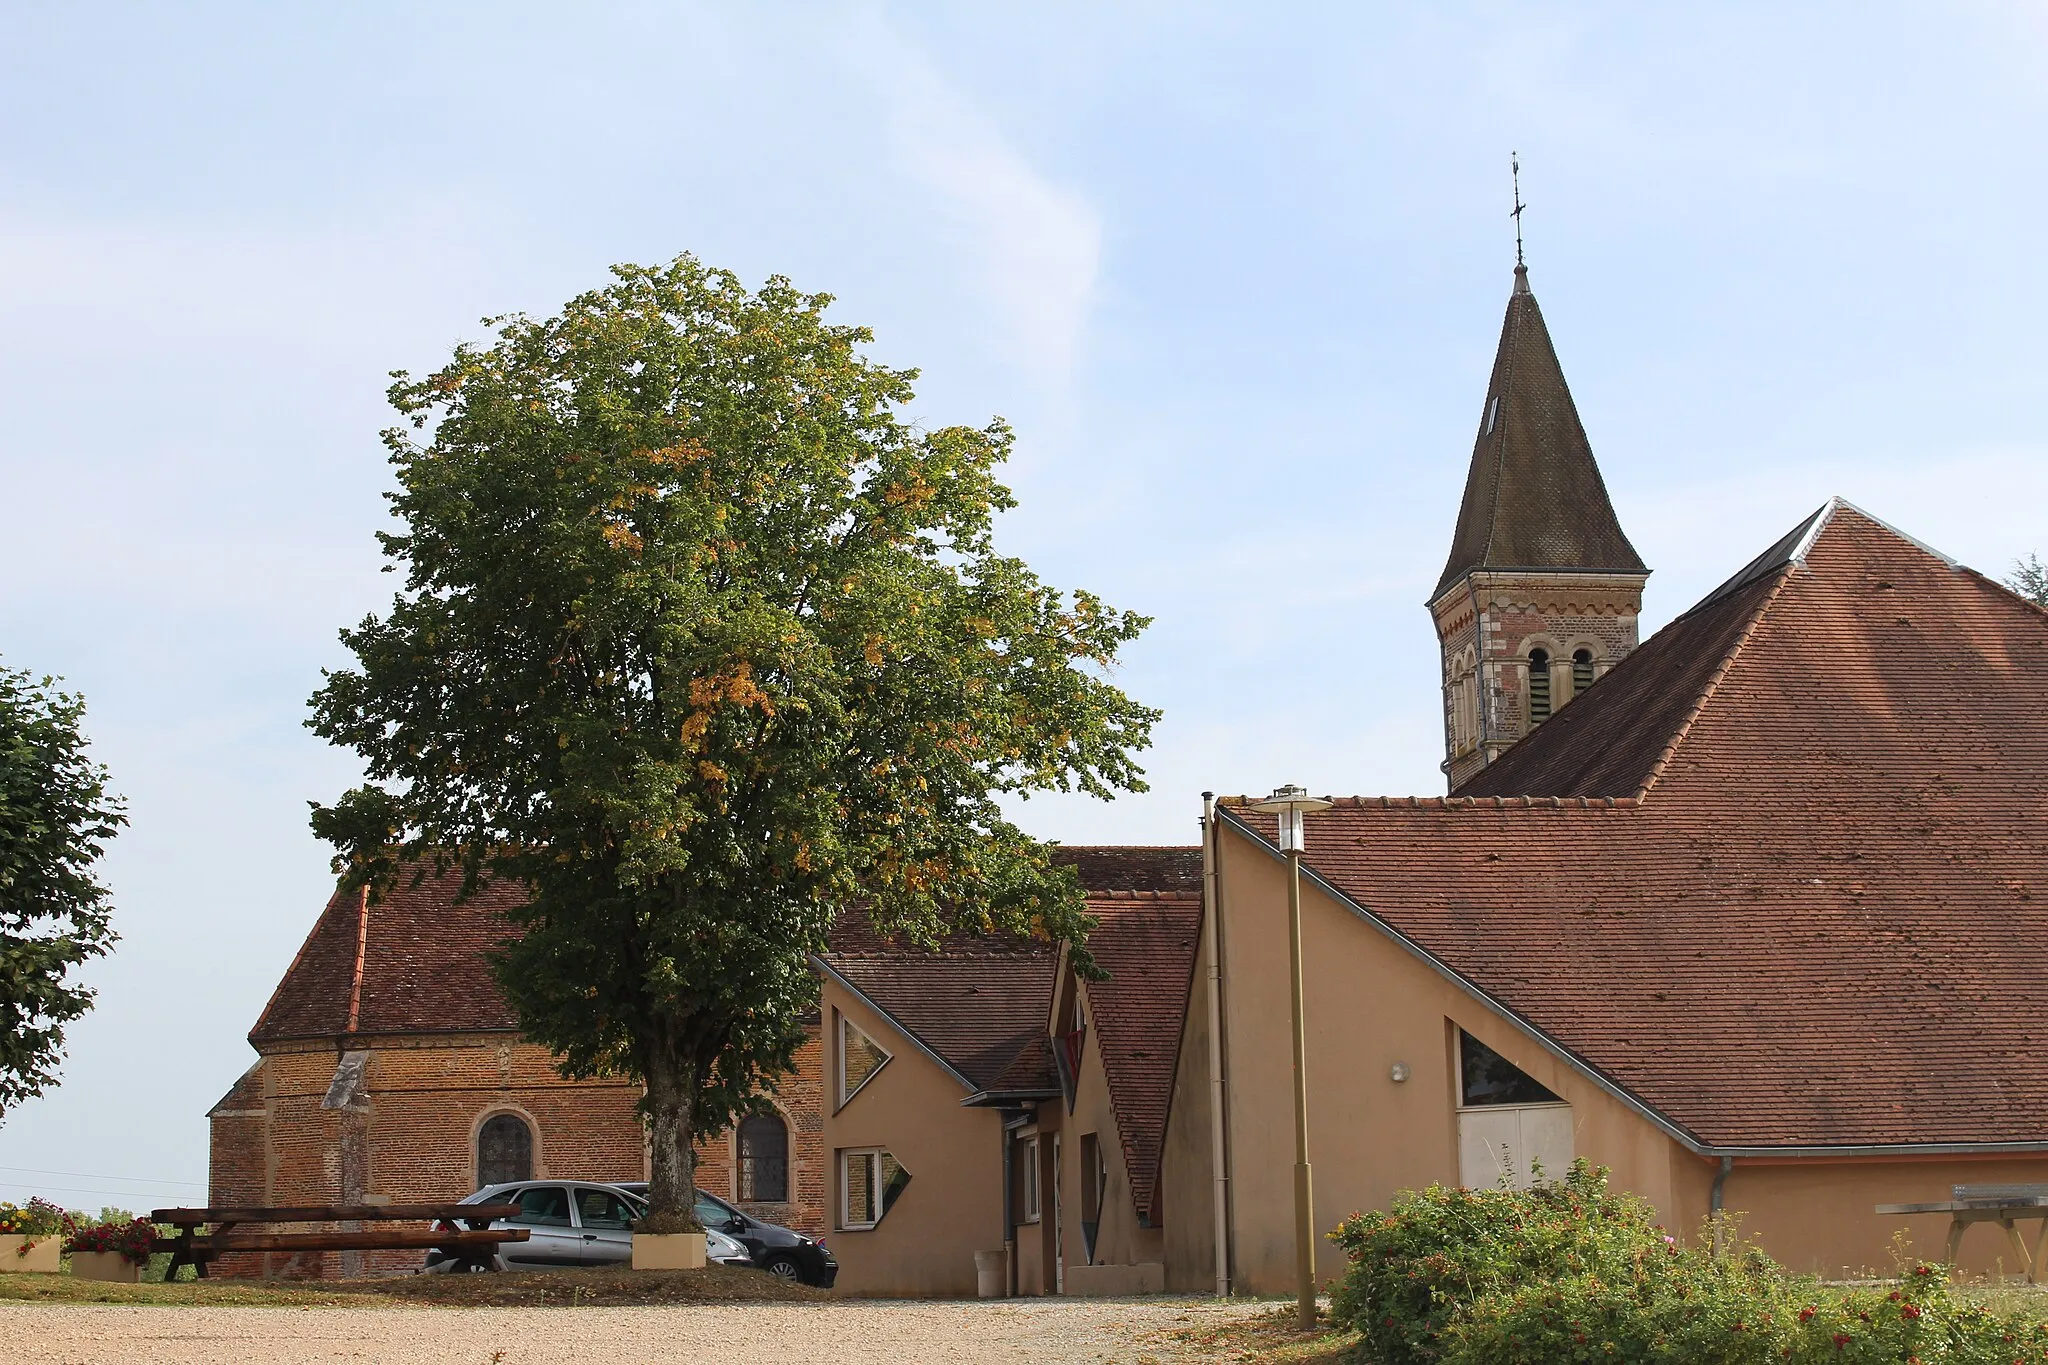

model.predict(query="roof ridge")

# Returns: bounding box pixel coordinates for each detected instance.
[1219,793,1640,812]
[1631,555,1799,802]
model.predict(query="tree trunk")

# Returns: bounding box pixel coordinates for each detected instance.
[642,1039,702,1233]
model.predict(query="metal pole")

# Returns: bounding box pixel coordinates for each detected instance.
[1287,847,1316,1330]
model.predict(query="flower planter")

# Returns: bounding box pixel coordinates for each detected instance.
[69,1251,142,1282]
[630,1232,705,1271]
[0,1235,61,1273]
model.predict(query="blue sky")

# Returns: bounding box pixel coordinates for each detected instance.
[3,2,2045,1208]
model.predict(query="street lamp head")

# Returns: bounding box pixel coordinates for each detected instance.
[1249,784,1335,853]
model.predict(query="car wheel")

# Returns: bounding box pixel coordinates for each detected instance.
[760,1253,802,1281]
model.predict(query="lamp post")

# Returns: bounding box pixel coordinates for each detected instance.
[1250,783,1333,1331]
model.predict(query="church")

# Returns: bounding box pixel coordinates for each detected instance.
[212,260,2048,1292]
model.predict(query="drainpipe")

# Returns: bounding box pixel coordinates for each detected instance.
[1710,1156,1733,1254]
[1201,792,1233,1298]
[1002,1120,1017,1297]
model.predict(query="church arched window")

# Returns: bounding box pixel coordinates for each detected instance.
[1527,648,1552,724]
[1572,649,1595,697]
[477,1112,533,1188]
[739,1113,789,1203]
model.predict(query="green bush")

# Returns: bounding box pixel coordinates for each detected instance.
[1329,1159,1665,1362]
[1329,1161,2048,1365]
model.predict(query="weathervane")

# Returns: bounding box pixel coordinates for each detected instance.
[1510,152,1526,267]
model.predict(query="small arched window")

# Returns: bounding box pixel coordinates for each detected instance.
[477,1112,533,1188]
[1572,649,1595,697]
[1527,648,1552,724]
[739,1113,789,1203]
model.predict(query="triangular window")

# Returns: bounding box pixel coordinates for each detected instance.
[838,1013,892,1108]
[1458,1029,1561,1107]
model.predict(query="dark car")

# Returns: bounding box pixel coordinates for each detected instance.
[616,1183,836,1288]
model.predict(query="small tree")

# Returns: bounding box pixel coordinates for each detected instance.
[0,662,123,1119]
[2009,553,2048,608]
[309,256,1157,1229]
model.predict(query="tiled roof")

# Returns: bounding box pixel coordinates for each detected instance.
[1232,503,2048,1150]
[1083,893,1203,1225]
[811,847,1204,1095]
[1434,266,1647,599]
[820,942,1060,1093]
[249,867,524,1044]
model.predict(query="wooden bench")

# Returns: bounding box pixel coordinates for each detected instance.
[1876,1184,2048,1282]
[148,1203,529,1281]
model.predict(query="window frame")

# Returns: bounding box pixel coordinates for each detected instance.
[836,1011,894,1109]
[1021,1135,1041,1224]
[476,1110,536,1188]
[839,1146,908,1231]
[1456,1027,1565,1110]
[738,1111,790,1204]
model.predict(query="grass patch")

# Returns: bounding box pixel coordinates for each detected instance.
[1170,1304,1359,1364]
[0,1264,830,1309]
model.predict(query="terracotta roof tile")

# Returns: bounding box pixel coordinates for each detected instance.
[1083,894,1203,1224]
[250,868,526,1044]
[1238,504,2048,1150]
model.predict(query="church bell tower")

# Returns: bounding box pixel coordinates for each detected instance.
[1431,263,1650,790]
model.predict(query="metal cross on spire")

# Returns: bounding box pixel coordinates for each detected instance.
[1510,151,1526,267]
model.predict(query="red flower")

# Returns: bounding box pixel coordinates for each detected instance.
[1902,1303,1922,1320]
[1834,1333,1852,1349]
[1800,1307,1817,1322]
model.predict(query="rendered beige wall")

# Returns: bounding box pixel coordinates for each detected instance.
[1159,931,1219,1293]
[818,982,1004,1296]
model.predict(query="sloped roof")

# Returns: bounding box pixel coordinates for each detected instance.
[1082,892,1203,1225]
[1232,503,2048,1151]
[1454,506,1827,799]
[1434,265,1647,600]
[250,867,524,1044]
[810,847,1204,1097]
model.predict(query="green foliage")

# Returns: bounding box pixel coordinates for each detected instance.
[2009,553,2048,609]
[307,255,1157,1220]
[1329,1162,2048,1365]
[0,662,123,1118]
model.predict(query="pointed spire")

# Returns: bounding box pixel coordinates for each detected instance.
[1433,267,1647,601]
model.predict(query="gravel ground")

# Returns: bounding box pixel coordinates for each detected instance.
[4,1298,1265,1365]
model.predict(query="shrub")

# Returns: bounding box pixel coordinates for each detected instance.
[1328,1159,1666,1363]
[1329,1163,2048,1365]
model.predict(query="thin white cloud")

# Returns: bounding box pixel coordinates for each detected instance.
[856,23,1101,385]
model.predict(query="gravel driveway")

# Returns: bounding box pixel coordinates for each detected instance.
[4,1298,1262,1364]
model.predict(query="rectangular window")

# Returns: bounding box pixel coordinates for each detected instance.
[1021,1136,1041,1223]
[839,1148,910,1230]
[838,1012,893,1108]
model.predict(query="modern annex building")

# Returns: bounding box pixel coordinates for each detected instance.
[213,262,2048,1291]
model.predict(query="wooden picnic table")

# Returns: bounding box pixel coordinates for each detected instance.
[148,1203,528,1281]
[1877,1184,2048,1282]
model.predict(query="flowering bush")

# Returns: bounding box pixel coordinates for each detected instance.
[1328,1162,2048,1365]
[64,1216,161,1265]
[0,1198,66,1251]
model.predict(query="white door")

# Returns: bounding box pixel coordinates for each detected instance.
[1457,1104,1574,1190]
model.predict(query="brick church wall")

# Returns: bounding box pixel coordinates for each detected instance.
[209,1025,828,1277]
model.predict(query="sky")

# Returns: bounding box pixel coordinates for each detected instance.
[3,1,2047,1210]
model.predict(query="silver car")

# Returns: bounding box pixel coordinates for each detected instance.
[427,1180,753,1271]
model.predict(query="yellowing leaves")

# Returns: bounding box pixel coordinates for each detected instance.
[602,520,643,554]
[863,635,884,667]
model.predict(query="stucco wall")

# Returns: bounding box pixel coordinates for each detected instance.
[818,983,1004,1296]
[1159,925,1219,1292]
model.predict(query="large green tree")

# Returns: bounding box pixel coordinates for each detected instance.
[0,661,123,1119]
[309,256,1157,1228]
